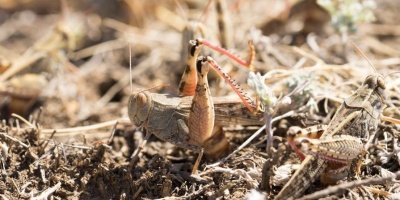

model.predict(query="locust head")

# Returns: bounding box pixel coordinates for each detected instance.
[128,89,152,127]
[363,75,387,104]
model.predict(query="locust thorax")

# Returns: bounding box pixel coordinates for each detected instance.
[128,90,152,127]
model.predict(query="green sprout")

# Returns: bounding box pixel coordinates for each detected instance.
[317,0,376,33]
[247,72,277,109]
[286,73,314,105]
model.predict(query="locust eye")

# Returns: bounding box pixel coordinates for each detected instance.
[295,138,311,151]
[287,126,302,139]
[294,138,307,149]
[196,56,210,76]
[135,92,147,108]
[189,40,201,57]
[377,76,386,90]
[196,56,204,73]
[128,91,151,127]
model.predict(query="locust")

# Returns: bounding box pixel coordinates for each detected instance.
[128,39,262,173]
[274,74,388,199]
[129,90,264,128]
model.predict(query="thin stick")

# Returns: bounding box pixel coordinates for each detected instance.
[107,121,118,144]
[71,39,126,60]
[206,109,296,168]
[41,119,125,134]
[11,113,35,128]
[130,43,133,94]
[298,171,400,200]
[380,115,400,125]
[41,130,56,150]
[292,46,325,65]
[185,182,214,199]
[0,132,29,148]
[265,113,274,156]
[31,182,61,200]
[0,51,46,82]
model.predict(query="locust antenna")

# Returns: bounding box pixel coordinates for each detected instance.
[130,43,133,94]
[197,0,213,23]
[174,0,188,22]
[60,0,69,20]
[133,84,171,98]
[349,40,377,74]
[384,71,400,79]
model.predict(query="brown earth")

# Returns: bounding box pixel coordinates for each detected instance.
[0,0,400,199]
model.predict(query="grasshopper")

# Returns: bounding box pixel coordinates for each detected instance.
[287,125,364,164]
[275,74,388,199]
[129,90,263,128]
[128,39,261,173]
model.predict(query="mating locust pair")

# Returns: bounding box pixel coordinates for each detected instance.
[128,38,262,173]
[127,38,398,199]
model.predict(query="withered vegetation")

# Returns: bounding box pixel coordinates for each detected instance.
[0,0,400,199]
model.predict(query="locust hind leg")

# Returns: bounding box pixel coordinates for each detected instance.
[293,135,364,164]
[294,134,366,185]
[177,118,204,174]
[191,149,204,174]
[178,40,202,96]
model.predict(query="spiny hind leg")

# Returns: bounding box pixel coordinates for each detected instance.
[177,119,204,174]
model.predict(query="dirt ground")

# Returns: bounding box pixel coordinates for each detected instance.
[1,0,400,199]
